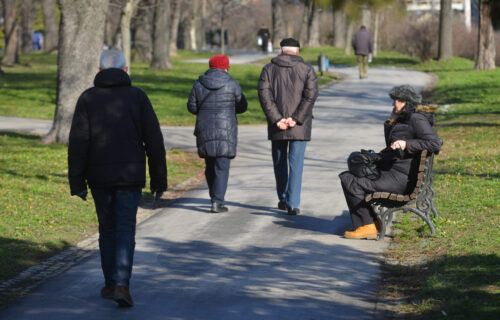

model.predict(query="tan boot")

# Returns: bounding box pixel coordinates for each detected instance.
[344,224,378,240]
[113,286,134,307]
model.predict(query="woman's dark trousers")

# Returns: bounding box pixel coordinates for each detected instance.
[205,157,231,204]
[339,171,407,229]
[91,187,142,288]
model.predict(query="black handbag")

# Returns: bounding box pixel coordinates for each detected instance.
[347,149,382,180]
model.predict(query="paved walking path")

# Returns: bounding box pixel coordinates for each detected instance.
[0,63,432,319]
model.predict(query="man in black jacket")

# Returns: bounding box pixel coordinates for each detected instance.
[68,50,167,307]
[258,38,318,215]
[187,55,247,213]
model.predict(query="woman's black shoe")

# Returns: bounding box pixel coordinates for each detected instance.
[287,208,300,215]
[211,202,229,213]
[278,201,288,211]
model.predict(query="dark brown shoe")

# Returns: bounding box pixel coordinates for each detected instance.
[100,286,114,299]
[113,286,134,307]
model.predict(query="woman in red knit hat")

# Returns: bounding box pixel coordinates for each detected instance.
[187,55,247,213]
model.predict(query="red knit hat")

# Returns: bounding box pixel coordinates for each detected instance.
[209,55,230,70]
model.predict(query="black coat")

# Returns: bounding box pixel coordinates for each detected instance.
[351,29,373,56]
[187,68,247,158]
[339,106,442,205]
[258,54,318,141]
[68,68,167,195]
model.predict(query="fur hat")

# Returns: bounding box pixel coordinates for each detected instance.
[209,55,230,70]
[389,85,422,105]
[280,38,300,48]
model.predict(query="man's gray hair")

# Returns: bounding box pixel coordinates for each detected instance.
[99,50,127,69]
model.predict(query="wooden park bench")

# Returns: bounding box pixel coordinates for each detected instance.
[365,150,439,240]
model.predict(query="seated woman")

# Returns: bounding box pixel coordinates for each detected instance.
[339,85,442,239]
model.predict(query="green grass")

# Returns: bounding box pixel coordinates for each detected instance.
[381,58,500,319]
[0,50,335,125]
[0,132,203,287]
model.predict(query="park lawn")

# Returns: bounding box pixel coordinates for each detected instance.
[0,50,335,125]
[381,58,500,319]
[0,132,204,289]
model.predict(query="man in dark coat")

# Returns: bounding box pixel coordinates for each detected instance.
[187,55,247,213]
[258,38,319,215]
[339,85,442,239]
[352,25,373,79]
[68,50,167,307]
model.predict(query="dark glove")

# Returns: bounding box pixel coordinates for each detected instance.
[76,190,87,201]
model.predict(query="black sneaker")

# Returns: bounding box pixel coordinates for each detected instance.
[287,207,300,215]
[277,201,288,211]
[211,202,229,213]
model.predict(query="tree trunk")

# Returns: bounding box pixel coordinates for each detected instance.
[151,0,172,69]
[373,10,379,58]
[298,2,309,46]
[169,0,182,56]
[21,0,38,54]
[104,2,122,49]
[133,0,154,62]
[438,0,453,60]
[361,6,371,30]
[307,3,320,47]
[333,9,345,48]
[43,0,109,144]
[271,0,286,48]
[344,20,355,55]
[189,1,198,51]
[475,0,496,70]
[41,0,58,53]
[120,0,141,71]
[1,0,19,67]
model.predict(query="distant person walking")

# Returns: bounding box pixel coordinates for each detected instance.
[257,25,271,53]
[187,55,247,213]
[68,50,167,307]
[352,25,373,79]
[258,38,319,215]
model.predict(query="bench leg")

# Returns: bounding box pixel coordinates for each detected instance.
[406,206,436,235]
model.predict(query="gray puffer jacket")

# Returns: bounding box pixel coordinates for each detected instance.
[187,68,247,158]
[258,54,318,141]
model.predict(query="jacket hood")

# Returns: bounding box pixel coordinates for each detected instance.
[415,104,437,126]
[94,68,131,88]
[271,54,304,67]
[199,68,232,90]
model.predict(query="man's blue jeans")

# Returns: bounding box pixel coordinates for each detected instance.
[91,187,142,288]
[271,140,307,209]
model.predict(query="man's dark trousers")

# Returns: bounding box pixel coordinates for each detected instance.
[204,157,230,204]
[91,187,142,288]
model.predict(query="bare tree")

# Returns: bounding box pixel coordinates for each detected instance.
[475,0,496,70]
[120,0,141,70]
[151,0,172,69]
[104,1,122,48]
[20,0,39,53]
[41,0,59,53]
[272,0,286,48]
[372,10,380,57]
[438,0,453,60]
[43,0,109,144]
[307,3,320,47]
[333,9,345,48]
[169,0,182,56]
[344,20,354,55]
[133,0,154,62]
[1,0,19,67]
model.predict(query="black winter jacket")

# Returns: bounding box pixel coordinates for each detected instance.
[378,106,442,189]
[258,54,318,141]
[68,68,167,195]
[187,68,247,158]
